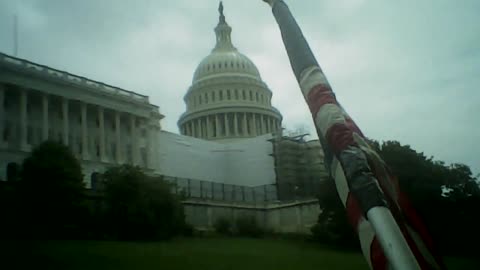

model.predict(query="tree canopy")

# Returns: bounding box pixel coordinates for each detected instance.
[102,165,186,240]
[20,141,85,238]
[313,139,480,256]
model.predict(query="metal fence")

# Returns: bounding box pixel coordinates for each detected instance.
[161,176,279,203]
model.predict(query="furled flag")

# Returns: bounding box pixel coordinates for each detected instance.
[262,0,445,269]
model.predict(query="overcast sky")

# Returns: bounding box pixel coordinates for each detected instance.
[0,0,478,175]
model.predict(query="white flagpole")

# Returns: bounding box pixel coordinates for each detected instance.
[368,207,421,269]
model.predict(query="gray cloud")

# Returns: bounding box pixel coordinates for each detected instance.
[0,0,478,174]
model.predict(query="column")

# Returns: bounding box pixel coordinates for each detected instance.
[189,121,194,137]
[81,103,89,160]
[197,117,203,138]
[20,89,28,150]
[62,98,69,145]
[266,117,271,133]
[0,85,4,144]
[252,113,257,136]
[206,116,211,138]
[42,95,49,140]
[98,107,106,161]
[146,122,153,168]
[115,111,121,163]
[215,114,220,137]
[260,114,265,134]
[224,113,230,137]
[234,113,238,136]
[242,112,248,136]
[130,115,138,165]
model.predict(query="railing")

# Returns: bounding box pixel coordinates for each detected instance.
[162,176,279,203]
[0,52,149,103]
[89,174,321,204]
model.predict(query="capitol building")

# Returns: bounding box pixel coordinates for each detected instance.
[0,5,326,199]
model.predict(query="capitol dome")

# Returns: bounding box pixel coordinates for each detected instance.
[178,2,282,142]
[192,51,261,83]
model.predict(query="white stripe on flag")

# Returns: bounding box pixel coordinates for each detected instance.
[332,157,349,207]
[314,103,346,138]
[299,66,329,97]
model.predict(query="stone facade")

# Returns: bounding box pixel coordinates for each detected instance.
[0,52,163,185]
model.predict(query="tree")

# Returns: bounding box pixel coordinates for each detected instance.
[372,140,480,256]
[312,139,480,256]
[102,165,186,240]
[20,141,85,238]
[311,178,358,248]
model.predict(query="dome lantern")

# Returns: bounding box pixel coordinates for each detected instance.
[214,1,235,52]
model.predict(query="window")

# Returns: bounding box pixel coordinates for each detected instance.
[249,91,253,101]
[219,91,223,101]
[256,92,259,101]
[242,90,246,100]
[111,143,116,157]
[235,89,239,99]
[141,148,147,167]
[227,90,231,100]
[212,92,216,102]
[205,93,208,103]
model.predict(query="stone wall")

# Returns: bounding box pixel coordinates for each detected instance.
[183,198,320,234]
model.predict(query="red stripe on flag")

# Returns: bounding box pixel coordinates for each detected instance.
[371,237,388,270]
[306,84,336,116]
[346,193,363,229]
[345,116,365,138]
[325,123,357,155]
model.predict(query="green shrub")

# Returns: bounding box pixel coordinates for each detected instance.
[182,223,195,237]
[235,215,263,237]
[214,217,232,235]
[103,165,186,241]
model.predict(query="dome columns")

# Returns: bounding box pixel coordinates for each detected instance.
[180,112,281,140]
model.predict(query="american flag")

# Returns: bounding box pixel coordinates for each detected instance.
[264,0,445,269]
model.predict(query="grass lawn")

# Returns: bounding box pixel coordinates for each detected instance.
[2,238,478,270]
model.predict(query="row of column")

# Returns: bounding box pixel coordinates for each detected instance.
[183,112,280,139]
[1,85,147,166]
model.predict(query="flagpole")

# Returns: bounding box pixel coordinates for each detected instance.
[261,1,421,269]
